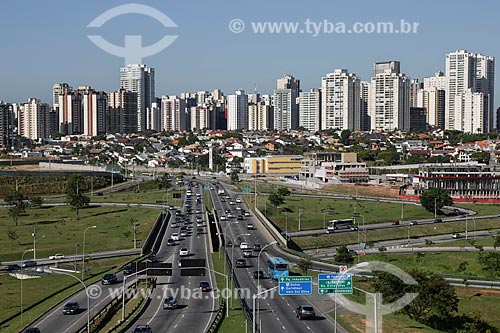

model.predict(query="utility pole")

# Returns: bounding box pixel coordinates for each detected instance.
[298,209,303,232]
[132,220,139,249]
[32,227,37,260]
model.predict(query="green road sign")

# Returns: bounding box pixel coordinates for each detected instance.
[318,273,353,294]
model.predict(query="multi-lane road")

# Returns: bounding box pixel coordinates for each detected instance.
[208,182,344,333]
[128,182,218,332]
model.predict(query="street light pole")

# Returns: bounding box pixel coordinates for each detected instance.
[74,243,80,271]
[82,225,97,281]
[49,268,91,333]
[256,241,277,329]
[298,209,303,232]
[21,248,34,327]
[32,227,37,260]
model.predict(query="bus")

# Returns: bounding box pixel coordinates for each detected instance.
[266,257,289,280]
[326,219,354,234]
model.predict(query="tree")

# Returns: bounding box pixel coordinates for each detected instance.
[268,192,285,210]
[230,171,240,184]
[5,190,28,226]
[30,196,44,208]
[494,235,500,249]
[477,252,500,276]
[298,258,312,275]
[66,174,90,219]
[340,129,352,145]
[6,229,20,246]
[372,271,407,303]
[334,245,354,264]
[471,151,490,164]
[420,188,453,213]
[276,187,291,198]
[404,271,459,329]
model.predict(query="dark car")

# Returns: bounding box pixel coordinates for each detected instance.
[6,264,21,272]
[167,238,176,246]
[102,273,118,285]
[296,305,315,320]
[62,301,80,315]
[133,325,153,333]
[147,253,157,263]
[199,281,211,292]
[252,270,264,279]
[123,264,133,275]
[434,218,443,223]
[243,249,253,258]
[163,296,178,309]
[235,258,246,268]
[21,260,36,268]
[409,221,418,226]
[252,244,262,252]
[23,328,40,333]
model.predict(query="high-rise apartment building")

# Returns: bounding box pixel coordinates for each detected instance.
[79,86,107,137]
[19,98,50,140]
[107,89,138,133]
[119,64,155,132]
[161,96,186,131]
[274,74,300,130]
[369,61,410,131]
[422,72,446,128]
[360,81,370,131]
[227,90,248,130]
[299,89,321,131]
[0,101,15,148]
[248,101,272,131]
[321,69,361,131]
[445,50,495,132]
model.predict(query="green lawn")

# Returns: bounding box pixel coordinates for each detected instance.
[294,217,500,250]
[210,253,248,333]
[257,196,436,232]
[456,203,500,216]
[90,187,184,206]
[0,257,133,333]
[0,205,159,261]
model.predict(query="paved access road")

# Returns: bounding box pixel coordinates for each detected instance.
[128,182,218,333]
[209,182,346,333]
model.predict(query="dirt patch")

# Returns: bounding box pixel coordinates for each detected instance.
[322,183,400,198]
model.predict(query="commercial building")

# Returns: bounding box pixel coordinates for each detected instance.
[243,155,303,175]
[300,151,368,183]
[413,163,500,202]
[409,107,427,132]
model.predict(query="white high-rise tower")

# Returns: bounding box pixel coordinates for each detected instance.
[120,64,155,132]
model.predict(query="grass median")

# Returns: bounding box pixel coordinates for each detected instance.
[210,253,249,333]
[0,205,159,262]
[0,257,133,333]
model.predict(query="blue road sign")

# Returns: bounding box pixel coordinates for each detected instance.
[242,187,251,193]
[318,273,353,294]
[279,276,312,295]
[204,186,210,190]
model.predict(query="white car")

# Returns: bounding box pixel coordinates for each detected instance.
[244,211,250,217]
[229,201,235,205]
[49,254,65,260]
[171,233,180,241]
[220,215,227,221]
[235,198,242,203]
[179,248,189,256]
[239,242,249,250]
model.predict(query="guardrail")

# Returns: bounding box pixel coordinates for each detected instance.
[142,211,167,255]
[254,208,287,247]
[206,300,226,333]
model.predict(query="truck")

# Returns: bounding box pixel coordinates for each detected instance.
[217,189,225,196]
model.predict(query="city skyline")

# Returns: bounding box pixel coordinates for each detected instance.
[1,0,500,108]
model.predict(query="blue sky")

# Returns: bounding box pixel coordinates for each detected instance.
[1,0,499,108]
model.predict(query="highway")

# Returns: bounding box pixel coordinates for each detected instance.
[129,182,218,332]
[28,269,134,333]
[208,182,344,333]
